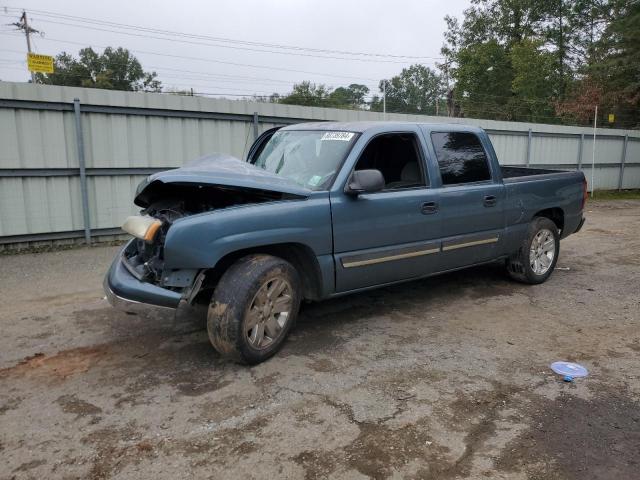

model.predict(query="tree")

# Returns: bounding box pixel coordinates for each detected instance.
[592,0,640,126]
[370,64,444,114]
[275,82,369,109]
[278,81,333,107]
[440,0,639,126]
[556,0,640,127]
[510,39,558,122]
[36,47,161,92]
[328,84,370,109]
[453,40,513,119]
[440,0,550,120]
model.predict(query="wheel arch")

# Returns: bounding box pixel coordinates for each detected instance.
[533,207,564,233]
[194,242,325,304]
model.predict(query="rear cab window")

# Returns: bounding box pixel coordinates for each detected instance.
[430,132,492,185]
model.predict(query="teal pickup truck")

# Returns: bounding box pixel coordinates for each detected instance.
[105,122,587,364]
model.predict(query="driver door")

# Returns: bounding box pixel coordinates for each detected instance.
[331,129,441,292]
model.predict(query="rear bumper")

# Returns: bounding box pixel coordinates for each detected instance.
[574,216,586,234]
[104,243,182,312]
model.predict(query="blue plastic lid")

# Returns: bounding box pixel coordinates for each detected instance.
[550,361,589,378]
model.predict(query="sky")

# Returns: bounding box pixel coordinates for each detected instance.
[0,0,471,99]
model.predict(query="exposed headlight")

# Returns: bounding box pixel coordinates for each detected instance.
[122,216,162,242]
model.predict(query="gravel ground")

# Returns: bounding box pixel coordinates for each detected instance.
[1,200,639,480]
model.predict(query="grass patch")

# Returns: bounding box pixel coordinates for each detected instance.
[590,189,640,200]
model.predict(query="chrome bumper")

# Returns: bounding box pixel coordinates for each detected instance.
[103,242,182,312]
[103,276,175,313]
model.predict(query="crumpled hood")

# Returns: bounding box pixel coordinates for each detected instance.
[134,154,311,207]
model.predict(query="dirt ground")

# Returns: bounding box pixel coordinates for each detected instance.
[1,200,639,480]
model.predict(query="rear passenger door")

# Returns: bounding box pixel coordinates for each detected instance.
[429,131,506,270]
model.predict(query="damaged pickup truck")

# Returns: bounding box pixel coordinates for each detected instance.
[105,122,587,364]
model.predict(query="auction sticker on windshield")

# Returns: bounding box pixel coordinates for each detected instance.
[321,132,354,141]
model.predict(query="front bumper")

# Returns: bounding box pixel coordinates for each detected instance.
[104,244,182,312]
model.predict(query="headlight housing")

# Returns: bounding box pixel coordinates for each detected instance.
[122,216,162,242]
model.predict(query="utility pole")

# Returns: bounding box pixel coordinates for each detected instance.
[591,105,598,198]
[382,80,386,120]
[444,59,451,117]
[12,10,40,83]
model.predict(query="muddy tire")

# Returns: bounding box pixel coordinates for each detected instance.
[506,217,560,285]
[207,254,301,364]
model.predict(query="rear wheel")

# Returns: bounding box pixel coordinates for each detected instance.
[207,254,301,364]
[506,217,559,284]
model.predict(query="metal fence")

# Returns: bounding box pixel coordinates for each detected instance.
[1,82,639,246]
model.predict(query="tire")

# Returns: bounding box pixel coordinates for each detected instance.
[207,254,302,364]
[506,217,560,285]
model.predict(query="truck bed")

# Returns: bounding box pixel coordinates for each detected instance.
[501,166,581,183]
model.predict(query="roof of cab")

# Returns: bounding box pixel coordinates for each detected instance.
[281,120,485,135]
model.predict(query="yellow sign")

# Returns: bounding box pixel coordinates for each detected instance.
[608,113,615,123]
[27,53,54,74]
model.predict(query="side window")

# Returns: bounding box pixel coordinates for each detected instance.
[431,132,491,185]
[354,133,427,189]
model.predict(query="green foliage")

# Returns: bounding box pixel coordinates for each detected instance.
[329,84,370,108]
[22,2,637,128]
[454,40,512,119]
[276,82,369,109]
[589,189,640,200]
[370,64,444,114]
[510,39,557,122]
[593,1,640,122]
[278,81,332,107]
[36,47,161,92]
[441,0,640,127]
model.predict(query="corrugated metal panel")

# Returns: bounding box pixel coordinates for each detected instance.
[489,133,528,165]
[581,137,626,165]
[622,166,640,189]
[1,82,639,242]
[581,165,622,191]
[530,135,580,165]
[89,175,147,229]
[0,176,82,236]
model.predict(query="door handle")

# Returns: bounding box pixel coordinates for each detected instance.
[421,201,438,214]
[483,195,497,207]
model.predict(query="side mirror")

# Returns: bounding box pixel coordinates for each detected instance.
[345,169,385,195]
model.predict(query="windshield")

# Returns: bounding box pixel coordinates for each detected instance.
[253,130,357,190]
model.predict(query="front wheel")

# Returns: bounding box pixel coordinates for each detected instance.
[506,217,560,284]
[207,254,301,364]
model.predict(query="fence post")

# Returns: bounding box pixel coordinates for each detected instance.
[73,98,91,245]
[577,133,584,170]
[253,112,259,140]
[618,134,628,191]
[525,128,532,167]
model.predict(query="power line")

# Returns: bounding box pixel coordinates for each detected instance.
[0,65,286,95]
[2,7,441,61]
[0,47,623,116]
[12,16,432,65]
[0,64,635,126]
[0,31,382,83]
[0,48,352,88]
[1,45,627,120]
